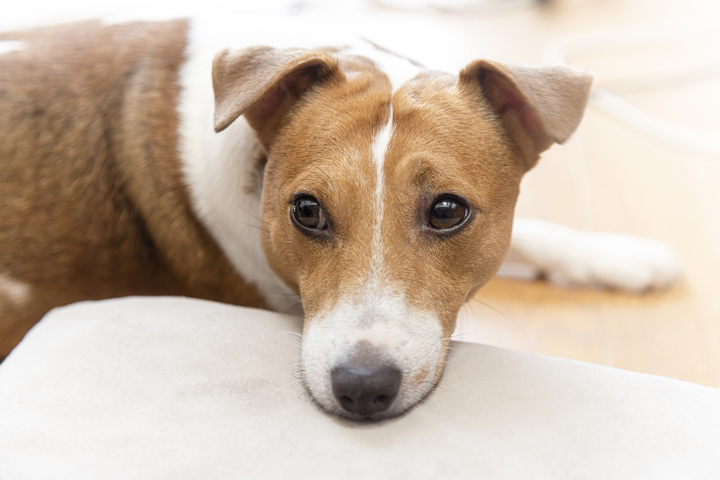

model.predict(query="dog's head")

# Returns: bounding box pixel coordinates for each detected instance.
[212,46,591,419]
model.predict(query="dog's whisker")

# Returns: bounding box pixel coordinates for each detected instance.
[282,378,305,388]
[282,331,305,341]
[236,204,271,225]
[266,292,302,298]
[279,343,303,351]
[238,221,270,234]
[282,301,303,315]
[449,331,474,339]
[469,297,515,321]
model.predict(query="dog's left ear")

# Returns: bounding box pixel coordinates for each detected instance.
[212,46,343,143]
[459,60,593,171]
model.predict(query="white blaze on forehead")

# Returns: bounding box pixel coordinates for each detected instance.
[0,274,31,306]
[369,107,394,292]
[0,41,24,55]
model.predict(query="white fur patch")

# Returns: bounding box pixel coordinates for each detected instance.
[302,294,444,419]
[0,274,31,305]
[0,41,24,55]
[370,107,394,282]
[372,108,394,174]
[503,218,682,292]
[176,19,300,314]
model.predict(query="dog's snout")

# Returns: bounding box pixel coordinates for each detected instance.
[331,359,402,417]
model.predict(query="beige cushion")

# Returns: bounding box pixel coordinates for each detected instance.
[0,296,718,479]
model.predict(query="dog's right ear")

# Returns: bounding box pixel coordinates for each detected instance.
[212,47,343,144]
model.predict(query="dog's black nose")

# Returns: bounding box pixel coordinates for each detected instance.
[331,360,402,417]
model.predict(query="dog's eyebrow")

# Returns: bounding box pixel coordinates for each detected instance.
[398,157,440,187]
[393,158,482,204]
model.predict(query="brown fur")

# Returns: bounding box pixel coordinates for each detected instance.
[0,20,267,356]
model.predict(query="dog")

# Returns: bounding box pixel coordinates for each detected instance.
[0,16,680,419]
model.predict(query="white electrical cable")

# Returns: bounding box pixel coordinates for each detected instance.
[543,2,720,156]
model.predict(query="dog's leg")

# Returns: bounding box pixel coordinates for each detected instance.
[499,218,682,292]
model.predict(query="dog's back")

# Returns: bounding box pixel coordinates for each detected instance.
[0,20,266,356]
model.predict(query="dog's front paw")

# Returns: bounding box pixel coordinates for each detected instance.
[508,219,682,293]
[546,231,682,292]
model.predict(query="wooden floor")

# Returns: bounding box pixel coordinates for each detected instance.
[439,0,720,387]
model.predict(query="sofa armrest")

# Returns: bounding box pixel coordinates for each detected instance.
[1,296,718,479]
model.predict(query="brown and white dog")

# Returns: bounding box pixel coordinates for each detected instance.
[0,16,679,419]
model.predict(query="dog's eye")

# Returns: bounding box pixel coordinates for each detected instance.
[429,197,468,230]
[292,196,328,230]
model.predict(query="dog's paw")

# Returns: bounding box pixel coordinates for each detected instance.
[546,232,682,292]
[508,219,682,293]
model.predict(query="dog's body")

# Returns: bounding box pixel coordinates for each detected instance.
[0,17,679,418]
[0,19,271,353]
